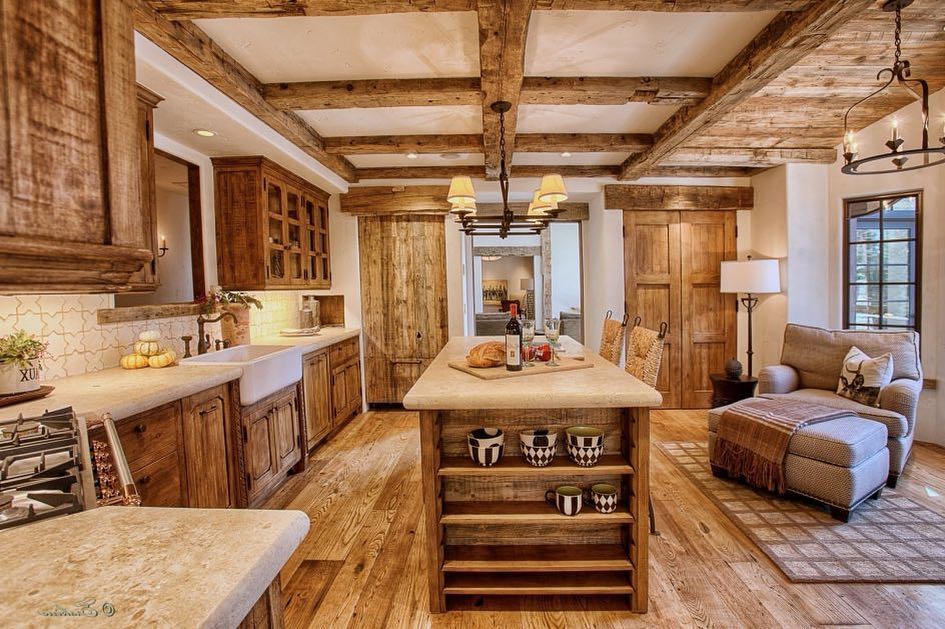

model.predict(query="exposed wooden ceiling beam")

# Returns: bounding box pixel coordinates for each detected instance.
[354,164,759,180]
[147,0,812,19]
[325,135,483,154]
[134,1,356,182]
[520,76,711,106]
[618,0,873,180]
[604,185,754,212]
[263,78,482,110]
[263,75,711,109]
[355,165,626,180]
[478,0,534,180]
[663,147,837,167]
[325,133,652,154]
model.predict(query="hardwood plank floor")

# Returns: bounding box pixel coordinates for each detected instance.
[266,409,945,628]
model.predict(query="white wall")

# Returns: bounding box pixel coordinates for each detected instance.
[153,188,195,303]
[826,88,944,445]
[550,222,581,316]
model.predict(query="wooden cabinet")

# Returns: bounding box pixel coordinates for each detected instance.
[623,210,736,409]
[0,0,152,293]
[96,401,187,508]
[302,349,332,449]
[240,385,303,506]
[359,216,448,404]
[127,84,164,291]
[181,385,236,508]
[212,156,332,290]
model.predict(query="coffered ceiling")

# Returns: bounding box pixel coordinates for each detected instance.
[136,1,945,184]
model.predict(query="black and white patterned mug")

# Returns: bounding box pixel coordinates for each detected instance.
[584,482,618,514]
[545,485,583,516]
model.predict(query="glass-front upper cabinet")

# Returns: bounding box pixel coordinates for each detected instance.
[266,177,286,282]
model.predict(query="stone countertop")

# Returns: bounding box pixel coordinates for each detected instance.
[0,363,242,425]
[0,506,308,628]
[254,326,361,355]
[403,336,663,410]
[0,328,361,424]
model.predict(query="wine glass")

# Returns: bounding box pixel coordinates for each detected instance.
[522,320,536,367]
[544,318,561,367]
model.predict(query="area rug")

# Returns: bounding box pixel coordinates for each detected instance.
[657,441,945,583]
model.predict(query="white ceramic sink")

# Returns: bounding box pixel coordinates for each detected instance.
[182,345,302,405]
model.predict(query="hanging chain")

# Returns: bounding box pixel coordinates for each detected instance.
[894,4,902,66]
[498,110,507,169]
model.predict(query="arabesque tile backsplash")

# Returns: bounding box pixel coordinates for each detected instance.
[0,291,306,380]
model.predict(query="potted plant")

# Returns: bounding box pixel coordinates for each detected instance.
[203,287,263,347]
[0,330,48,395]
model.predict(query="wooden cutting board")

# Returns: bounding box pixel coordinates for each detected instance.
[448,357,594,380]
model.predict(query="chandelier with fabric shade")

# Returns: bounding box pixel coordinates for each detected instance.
[448,101,566,238]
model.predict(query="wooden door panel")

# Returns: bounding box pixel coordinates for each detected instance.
[680,211,736,409]
[182,388,232,508]
[303,351,332,448]
[624,211,681,409]
[273,397,300,470]
[246,409,276,490]
[359,215,447,404]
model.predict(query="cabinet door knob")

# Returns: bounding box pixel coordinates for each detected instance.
[133,424,147,434]
[138,475,151,484]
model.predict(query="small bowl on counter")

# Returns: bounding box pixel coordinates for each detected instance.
[467,428,504,467]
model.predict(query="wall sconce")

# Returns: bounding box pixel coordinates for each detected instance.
[158,235,169,258]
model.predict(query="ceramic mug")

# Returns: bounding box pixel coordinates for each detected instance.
[584,482,619,514]
[566,426,605,467]
[545,485,583,516]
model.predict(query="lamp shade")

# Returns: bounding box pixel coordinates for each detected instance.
[538,174,567,203]
[527,189,551,217]
[720,258,781,294]
[447,176,476,204]
[520,278,534,290]
[450,197,477,216]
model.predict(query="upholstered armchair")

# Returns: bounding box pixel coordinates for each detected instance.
[758,323,923,487]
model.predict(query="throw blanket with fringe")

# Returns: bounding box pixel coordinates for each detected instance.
[711,398,850,494]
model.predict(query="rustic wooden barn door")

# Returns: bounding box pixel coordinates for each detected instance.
[359,215,449,404]
[623,210,736,409]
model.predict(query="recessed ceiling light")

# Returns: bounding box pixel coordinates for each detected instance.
[406,152,419,159]
[560,152,572,158]
[193,129,216,137]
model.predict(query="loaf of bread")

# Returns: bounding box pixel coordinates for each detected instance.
[466,341,505,368]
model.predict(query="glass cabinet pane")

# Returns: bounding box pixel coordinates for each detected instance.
[287,189,300,221]
[267,182,283,215]
[269,250,285,279]
[269,218,283,245]
[289,252,302,281]
[288,224,301,249]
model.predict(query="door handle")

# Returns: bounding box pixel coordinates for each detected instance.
[391,358,422,365]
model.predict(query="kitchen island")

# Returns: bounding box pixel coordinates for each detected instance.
[403,336,662,613]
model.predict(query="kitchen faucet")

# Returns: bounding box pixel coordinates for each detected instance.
[196,312,237,355]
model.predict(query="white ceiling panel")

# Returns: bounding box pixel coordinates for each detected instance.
[195,13,480,82]
[512,151,629,166]
[525,10,776,77]
[300,105,483,136]
[348,153,484,168]
[517,103,675,134]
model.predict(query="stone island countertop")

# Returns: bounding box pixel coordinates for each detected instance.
[403,336,663,410]
[0,506,308,628]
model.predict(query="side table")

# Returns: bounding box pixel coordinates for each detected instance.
[709,373,758,408]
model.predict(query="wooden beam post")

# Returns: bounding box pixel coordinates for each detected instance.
[603,185,754,211]
[477,0,534,180]
[263,78,483,110]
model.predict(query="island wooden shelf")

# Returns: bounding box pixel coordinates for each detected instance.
[441,501,634,525]
[443,544,633,573]
[404,336,661,614]
[443,572,635,596]
[438,454,634,477]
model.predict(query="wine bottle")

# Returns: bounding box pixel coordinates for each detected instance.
[506,303,523,371]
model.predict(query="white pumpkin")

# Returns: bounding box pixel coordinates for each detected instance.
[148,349,177,369]
[138,330,161,342]
[134,340,162,356]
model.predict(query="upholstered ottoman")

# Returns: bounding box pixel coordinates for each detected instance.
[708,401,890,521]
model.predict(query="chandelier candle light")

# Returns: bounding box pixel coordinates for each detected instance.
[841,0,945,175]
[447,101,567,238]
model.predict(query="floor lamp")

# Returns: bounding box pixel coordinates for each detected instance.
[720,256,781,377]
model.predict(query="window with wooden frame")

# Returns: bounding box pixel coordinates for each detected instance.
[843,191,922,331]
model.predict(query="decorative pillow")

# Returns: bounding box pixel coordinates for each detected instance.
[836,346,894,407]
